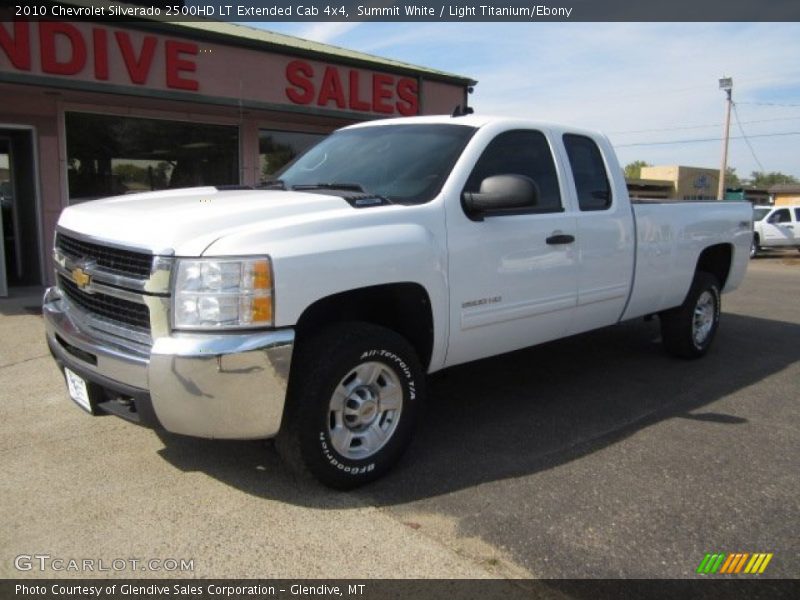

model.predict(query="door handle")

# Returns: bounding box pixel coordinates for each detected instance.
[546,234,575,245]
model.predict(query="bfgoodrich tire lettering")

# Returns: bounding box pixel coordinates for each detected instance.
[659,271,721,359]
[276,323,424,489]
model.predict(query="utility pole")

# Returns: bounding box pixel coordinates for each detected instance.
[717,77,733,200]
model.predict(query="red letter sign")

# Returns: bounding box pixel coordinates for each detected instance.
[40,22,86,76]
[317,67,346,108]
[165,40,199,90]
[348,70,370,111]
[371,74,395,114]
[93,28,109,80]
[396,79,419,116]
[0,22,31,71]
[285,60,315,105]
[115,31,157,85]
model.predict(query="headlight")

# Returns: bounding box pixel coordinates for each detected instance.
[173,257,273,330]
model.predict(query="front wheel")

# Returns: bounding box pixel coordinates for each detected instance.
[660,272,721,359]
[276,323,424,489]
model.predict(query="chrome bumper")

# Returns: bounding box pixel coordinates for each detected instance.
[43,286,294,439]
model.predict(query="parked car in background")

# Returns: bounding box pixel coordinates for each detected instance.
[751,205,800,257]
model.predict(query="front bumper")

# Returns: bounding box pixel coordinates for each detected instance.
[43,286,294,439]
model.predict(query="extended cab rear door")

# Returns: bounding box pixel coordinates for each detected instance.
[557,132,635,335]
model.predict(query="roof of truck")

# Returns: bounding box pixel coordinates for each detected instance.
[343,115,605,138]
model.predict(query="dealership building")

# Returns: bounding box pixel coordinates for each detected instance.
[0,17,474,295]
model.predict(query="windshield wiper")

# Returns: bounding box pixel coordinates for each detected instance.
[290,182,392,206]
[258,179,286,190]
[292,182,366,193]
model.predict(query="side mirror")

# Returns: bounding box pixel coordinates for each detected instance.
[462,174,540,221]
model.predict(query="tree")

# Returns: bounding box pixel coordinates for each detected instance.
[624,160,650,179]
[725,167,741,188]
[750,171,799,188]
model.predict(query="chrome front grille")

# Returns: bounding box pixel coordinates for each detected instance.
[56,233,154,279]
[58,274,150,332]
[53,229,173,350]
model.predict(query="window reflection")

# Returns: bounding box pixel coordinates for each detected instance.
[259,129,325,181]
[66,113,239,202]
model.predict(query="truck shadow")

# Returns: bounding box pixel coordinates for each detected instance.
[155,312,800,507]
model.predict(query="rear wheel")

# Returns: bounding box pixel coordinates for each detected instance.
[660,272,721,359]
[276,322,424,489]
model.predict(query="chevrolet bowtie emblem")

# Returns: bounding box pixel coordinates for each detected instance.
[71,267,91,289]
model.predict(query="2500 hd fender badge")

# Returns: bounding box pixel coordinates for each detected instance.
[462,296,502,309]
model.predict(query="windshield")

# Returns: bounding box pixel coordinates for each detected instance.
[753,208,770,221]
[277,124,476,204]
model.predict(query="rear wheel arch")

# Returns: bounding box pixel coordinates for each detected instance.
[695,244,733,289]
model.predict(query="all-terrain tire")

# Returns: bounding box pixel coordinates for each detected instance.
[660,272,721,359]
[750,234,759,259]
[276,322,425,489]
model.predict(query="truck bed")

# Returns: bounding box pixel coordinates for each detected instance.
[622,200,752,321]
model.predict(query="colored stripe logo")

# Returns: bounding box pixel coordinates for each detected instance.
[696,552,773,574]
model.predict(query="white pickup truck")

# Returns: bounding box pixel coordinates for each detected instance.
[751,204,800,257]
[44,115,752,488]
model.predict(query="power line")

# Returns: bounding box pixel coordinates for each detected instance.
[731,102,765,171]
[614,131,800,148]
[736,101,800,108]
[608,115,800,135]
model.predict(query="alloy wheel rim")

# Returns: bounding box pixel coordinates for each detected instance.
[327,361,403,460]
[692,291,716,346]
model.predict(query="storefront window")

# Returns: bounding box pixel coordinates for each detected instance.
[66,112,239,202]
[259,130,325,181]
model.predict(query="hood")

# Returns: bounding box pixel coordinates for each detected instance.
[57,187,353,256]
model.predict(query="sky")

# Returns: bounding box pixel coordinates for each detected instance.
[254,21,800,180]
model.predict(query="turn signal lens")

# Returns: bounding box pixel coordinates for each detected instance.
[253,260,271,291]
[252,296,273,323]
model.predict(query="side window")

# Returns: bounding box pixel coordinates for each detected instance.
[464,130,562,211]
[771,209,791,223]
[563,134,612,211]
[795,208,800,222]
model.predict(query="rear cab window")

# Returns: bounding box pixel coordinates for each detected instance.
[562,134,612,211]
[753,208,770,221]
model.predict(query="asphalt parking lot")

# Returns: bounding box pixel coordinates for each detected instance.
[1,252,798,581]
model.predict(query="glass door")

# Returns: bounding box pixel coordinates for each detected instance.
[0,138,12,297]
[0,128,40,297]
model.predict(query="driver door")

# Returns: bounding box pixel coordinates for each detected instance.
[445,128,578,367]
[762,208,795,246]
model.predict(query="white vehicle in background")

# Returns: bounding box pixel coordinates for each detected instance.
[751,205,800,257]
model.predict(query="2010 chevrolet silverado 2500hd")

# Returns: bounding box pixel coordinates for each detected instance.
[44,115,752,488]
